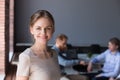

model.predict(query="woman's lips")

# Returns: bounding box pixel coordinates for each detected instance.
[37,36,48,40]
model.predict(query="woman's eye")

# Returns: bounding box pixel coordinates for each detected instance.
[36,27,41,30]
[47,27,52,30]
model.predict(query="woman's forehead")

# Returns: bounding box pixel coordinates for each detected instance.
[33,18,53,27]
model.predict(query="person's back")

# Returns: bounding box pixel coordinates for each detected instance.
[52,34,88,80]
[52,34,79,67]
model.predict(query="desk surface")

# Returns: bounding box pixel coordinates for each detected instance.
[78,54,99,62]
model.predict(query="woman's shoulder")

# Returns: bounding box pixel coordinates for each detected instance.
[17,48,32,65]
[19,48,32,59]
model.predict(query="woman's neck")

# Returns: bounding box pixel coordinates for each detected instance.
[31,42,48,54]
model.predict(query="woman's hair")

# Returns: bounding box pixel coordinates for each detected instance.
[56,34,68,41]
[30,10,54,29]
[109,37,120,49]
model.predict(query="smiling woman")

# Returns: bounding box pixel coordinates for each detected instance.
[30,17,54,44]
[16,10,61,80]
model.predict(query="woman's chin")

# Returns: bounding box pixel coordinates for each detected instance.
[38,40,48,44]
[35,37,51,44]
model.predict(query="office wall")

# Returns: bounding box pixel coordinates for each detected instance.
[14,0,120,46]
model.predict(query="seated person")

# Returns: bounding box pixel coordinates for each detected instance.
[52,34,85,67]
[52,34,87,80]
[87,37,120,80]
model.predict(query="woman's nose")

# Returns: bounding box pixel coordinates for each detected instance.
[41,29,46,34]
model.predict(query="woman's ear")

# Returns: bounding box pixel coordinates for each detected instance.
[30,27,33,35]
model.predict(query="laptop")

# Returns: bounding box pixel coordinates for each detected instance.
[66,49,78,60]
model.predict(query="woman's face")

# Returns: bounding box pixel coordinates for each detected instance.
[108,42,118,52]
[30,17,54,44]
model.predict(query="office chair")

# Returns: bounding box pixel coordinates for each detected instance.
[90,44,101,53]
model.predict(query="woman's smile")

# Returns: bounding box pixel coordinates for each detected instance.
[37,35,48,40]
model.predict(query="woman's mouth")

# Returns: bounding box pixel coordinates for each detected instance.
[37,36,48,40]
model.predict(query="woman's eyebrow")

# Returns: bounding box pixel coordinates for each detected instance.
[47,25,52,27]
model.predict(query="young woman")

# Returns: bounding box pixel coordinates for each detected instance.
[87,37,120,80]
[16,10,61,80]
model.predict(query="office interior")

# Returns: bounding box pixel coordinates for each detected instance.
[0,0,120,80]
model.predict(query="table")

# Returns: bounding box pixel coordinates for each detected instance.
[62,53,102,75]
